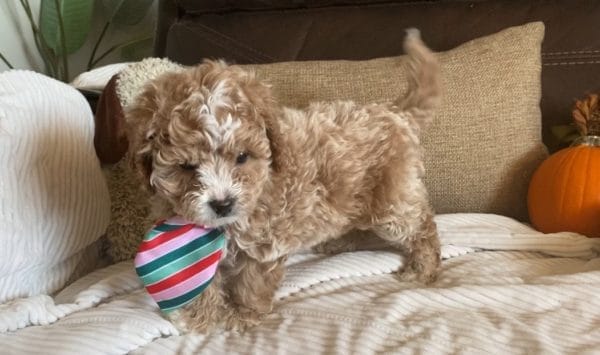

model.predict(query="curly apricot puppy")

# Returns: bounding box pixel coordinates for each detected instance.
[125,29,441,332]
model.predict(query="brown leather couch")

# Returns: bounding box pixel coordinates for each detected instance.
[94,0,600,164]
[154,0,600,151]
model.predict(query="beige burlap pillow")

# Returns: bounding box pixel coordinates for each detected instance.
[106,22,546,260]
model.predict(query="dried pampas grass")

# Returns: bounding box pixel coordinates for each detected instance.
[572,93,600,136]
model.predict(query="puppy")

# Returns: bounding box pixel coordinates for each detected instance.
[125,29,441,332]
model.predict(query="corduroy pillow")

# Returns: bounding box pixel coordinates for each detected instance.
[0,71,111,302]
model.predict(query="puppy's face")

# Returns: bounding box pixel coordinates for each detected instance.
[126,61,277,228]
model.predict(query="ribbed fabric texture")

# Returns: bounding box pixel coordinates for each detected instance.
[0,214,598,354]
[70,62,130,91]
[0,70,111,303]
[134,217,226,313]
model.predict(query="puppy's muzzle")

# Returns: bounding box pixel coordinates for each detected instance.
[209,197,236,217]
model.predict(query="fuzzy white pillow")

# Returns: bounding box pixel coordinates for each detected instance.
[0,71,110,303]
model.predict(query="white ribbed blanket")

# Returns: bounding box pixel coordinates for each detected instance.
[0,214,599,354]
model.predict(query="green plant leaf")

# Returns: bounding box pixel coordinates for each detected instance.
[40,0,94,55]
[102,0,154,27]
[0,52,14,69]
[120,37,154,61]
[89,35,152,68]
[563,132,581,145]
[551,124,578,141]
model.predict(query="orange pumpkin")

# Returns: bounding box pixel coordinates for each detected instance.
[528,136,600,237]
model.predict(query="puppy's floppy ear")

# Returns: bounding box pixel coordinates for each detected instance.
[124,82,159,192]
[238,72,284,171]
[264,115,283,172]
[129,133,155,192]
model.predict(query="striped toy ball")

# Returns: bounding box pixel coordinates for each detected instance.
[134,216,227,313]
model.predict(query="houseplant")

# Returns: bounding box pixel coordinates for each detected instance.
[0,0,154,83]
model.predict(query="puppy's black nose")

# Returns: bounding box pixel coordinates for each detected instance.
[209,198,235,217]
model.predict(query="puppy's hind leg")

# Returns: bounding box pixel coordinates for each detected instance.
[371,206,441,284]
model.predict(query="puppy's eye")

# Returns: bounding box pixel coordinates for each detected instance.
[179,163,198,171]
[236,152,249,165]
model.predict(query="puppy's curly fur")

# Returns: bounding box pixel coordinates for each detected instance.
[125,30,442,332]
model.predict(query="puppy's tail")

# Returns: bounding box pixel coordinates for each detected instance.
[392,29,442,131]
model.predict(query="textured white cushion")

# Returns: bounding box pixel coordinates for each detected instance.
[70,62,131,91]
[0,71,110,303]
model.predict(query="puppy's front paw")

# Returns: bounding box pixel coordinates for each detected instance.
[397,252,440,284]
[224,306,264,332]
[166,301,222,334]
[243,243,280,263]
[167,309,192,334]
